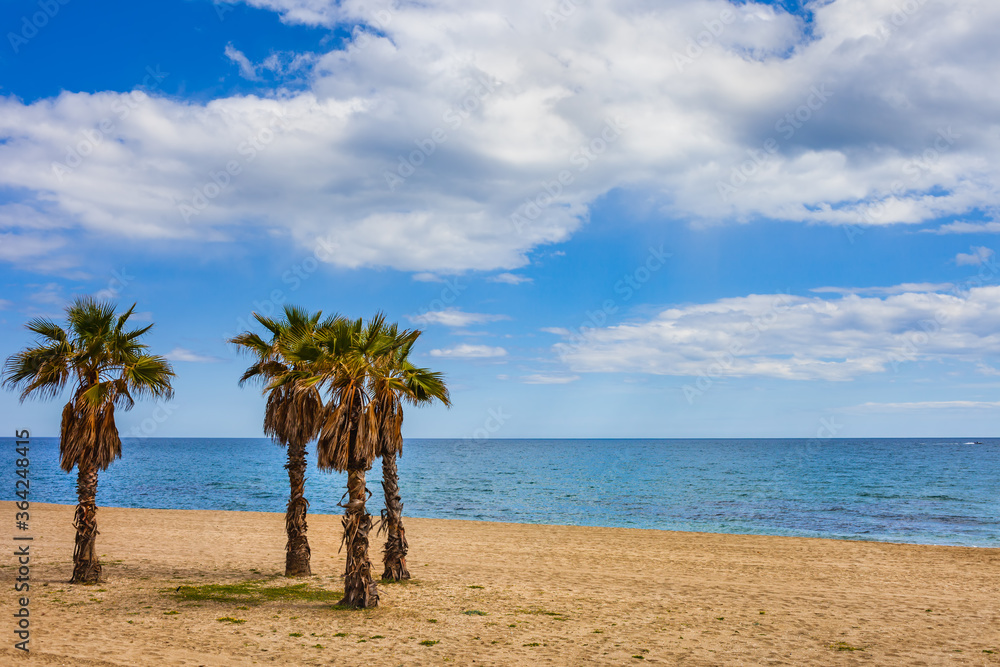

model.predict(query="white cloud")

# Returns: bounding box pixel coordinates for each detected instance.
[234,0,345,26]
[224,44,319,83]
[930,221,1000,234]
[555,284,1000,381]
[541,327,570,335]
[0,299,11,310]
[411,272,445,283]
[27,283,65,306]
[521,373,580,384]
[975,362,1000,376]
[489,272,533,285]
[0,232,65,262]
[165,347,225,363]
[2,0,1000,271]
[429,344,507,358]
[810,283,954,296]
[410,309,509,327]
[259,51,319,77]
[224,44,259,80]
[955,246,994,267]
[0,213,84,275]
[848,400,1000,412]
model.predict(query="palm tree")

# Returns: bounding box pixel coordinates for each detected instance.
[305,314,402,608]
[371,326,450,581]
[230,306,334,577]
[2,298,174,584]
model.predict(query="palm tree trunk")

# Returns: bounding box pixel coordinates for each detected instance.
[340,467,378,608]
[284,439,311,577]
[380,453,410,581]
[70,463,101,584]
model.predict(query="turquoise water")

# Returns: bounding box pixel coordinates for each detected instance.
[3,437,998,547]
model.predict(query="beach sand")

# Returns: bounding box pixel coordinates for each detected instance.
[1,502,997,665]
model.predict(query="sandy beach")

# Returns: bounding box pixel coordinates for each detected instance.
[1,502,997,665]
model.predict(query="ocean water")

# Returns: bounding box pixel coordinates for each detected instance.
[2,437,998,547]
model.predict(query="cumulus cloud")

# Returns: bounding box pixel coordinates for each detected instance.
[410,309,509,327]
[165,347,225,363]
[429,344,507,358]
[2,0,999,272]
[554,284,1000,381]
[955,246,994,267]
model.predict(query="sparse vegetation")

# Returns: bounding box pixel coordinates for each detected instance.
[830,642,865,652]
[171,580,341,606]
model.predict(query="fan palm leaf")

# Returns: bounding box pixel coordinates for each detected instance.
[2,297,174,584]
[229,305,336,577]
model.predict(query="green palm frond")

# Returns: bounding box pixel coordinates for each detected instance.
[232,306,331,450]
[2,343,73,401]
[123,355,175,400]
[25,317,68,341]
[252,312,284,337]
[3,297,173,472]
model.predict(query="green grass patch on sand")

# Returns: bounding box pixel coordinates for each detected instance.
[170,580,342,607]
[515,608,568,620]
[463,610,488,616]
[419,640,439,646]
[830,642,865,652]
[216,617,246,624]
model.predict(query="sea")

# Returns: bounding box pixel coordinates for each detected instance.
[3,437,998,548]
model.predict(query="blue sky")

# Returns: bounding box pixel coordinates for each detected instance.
[3,0,1000,439]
